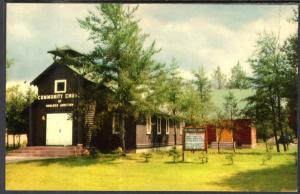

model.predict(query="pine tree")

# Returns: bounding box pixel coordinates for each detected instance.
[227,62,250,89]
[78,4,164,152]
[212,65,227,89]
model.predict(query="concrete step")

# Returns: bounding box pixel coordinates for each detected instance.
[7,146,88,157]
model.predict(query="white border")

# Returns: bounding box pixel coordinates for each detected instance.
[54,79,67,93]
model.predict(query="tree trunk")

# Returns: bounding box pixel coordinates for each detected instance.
[173,109,177,145]
[120,113,126,154]
[6,132,9,148]
[276,94,287,151]
[174,119,177,145]
[270,95,280,152]
[13,134,15,148]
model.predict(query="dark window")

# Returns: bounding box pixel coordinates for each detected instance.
[57,82,65,92]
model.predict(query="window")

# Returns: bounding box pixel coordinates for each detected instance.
[157,117,161,134]
[166,119,169,134]
[146,116,151,134]
[54,80,66,93]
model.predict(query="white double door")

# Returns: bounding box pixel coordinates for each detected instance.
[46,113,73,146]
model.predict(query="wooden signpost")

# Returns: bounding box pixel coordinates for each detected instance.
[182,127,208,162]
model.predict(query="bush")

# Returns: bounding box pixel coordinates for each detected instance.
[89,147,99,158]
[199,152,208,164]
[113,147,125,157]
[141,152,152,163]
[225,153,235,165]
[168,146,180,163]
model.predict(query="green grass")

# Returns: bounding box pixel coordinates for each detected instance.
[6,143,297,191]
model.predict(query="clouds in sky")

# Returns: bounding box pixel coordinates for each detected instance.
[6,3,297,84]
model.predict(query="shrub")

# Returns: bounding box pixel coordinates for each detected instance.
[113,147,125,157]
[89,147,99,158]
[141,152,152,163]
[225,153,235,165]
[199,152,208,164]
[168,146,180,163]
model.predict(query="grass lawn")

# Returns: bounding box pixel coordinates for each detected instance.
[6,143,297,191]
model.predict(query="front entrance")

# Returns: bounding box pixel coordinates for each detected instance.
[46,113,73,145]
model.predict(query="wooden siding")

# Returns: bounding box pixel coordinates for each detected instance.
[28,63,90,146]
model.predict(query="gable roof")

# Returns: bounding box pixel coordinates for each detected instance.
[210,89,255,110]
[30,62,90,85]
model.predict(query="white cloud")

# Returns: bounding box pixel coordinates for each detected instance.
[6,4,297,82]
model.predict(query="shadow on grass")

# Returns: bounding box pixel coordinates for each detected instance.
[212,162,297,191]
[17,154,121,167]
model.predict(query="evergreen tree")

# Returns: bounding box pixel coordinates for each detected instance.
[78,4,164,152]
[248,32,290,152]
[227,61,250,89]
[212,65,227,89]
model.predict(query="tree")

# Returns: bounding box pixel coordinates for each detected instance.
[78,4,164,152]
[214,108,227,153]
[193,65,211,101]
[281,34,298,138]
[164,59,184,145]
[248,32,291,152]
[191,65,213,125]
[223,91,239,152]
[6,84,37,147]
[227,61,250,89]
[243,90,274,151]
[211,65,227,89]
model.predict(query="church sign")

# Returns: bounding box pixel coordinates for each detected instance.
[183,128,207,151]
[182,127,208,161]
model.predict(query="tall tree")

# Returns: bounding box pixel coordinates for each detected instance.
[227,61,250,89]
[192,65,213,124]
[243,90,273,151]
[164,59,184,145]
[78,4,164,152]
[248,32,290,152]
[193,65,211,101]
[281,16,298,137]
[212,65,227,89]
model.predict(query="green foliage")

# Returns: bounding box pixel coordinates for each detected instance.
[6,84,37,135]
[141,152,152,163]
[227,62,250,89]
[113,147,125,157]
[168,146,180,163]
[294,152,297,166]
[223,91,239,120]
[247,31,297,152]
[78,4,165,151]
[193,65,211,101]
[225,153,235,165]
[89,147,99,158]
[211,65,227,89]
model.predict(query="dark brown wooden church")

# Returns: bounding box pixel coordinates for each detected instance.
[27,47,185,152]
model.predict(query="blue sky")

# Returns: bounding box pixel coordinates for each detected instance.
[6,3,297,86]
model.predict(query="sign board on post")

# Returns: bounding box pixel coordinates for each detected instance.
[182,127,208,161]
